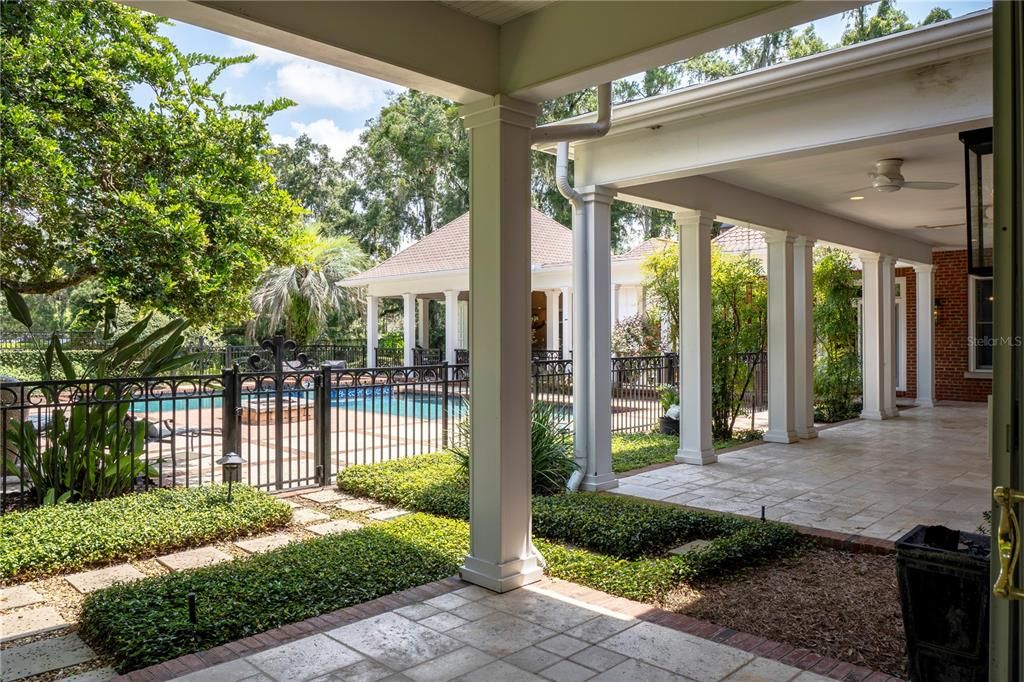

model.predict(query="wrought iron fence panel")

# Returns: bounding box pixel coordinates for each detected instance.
[413,348,443,366]
[375,347,404,367]
[530,359,574,428]
[610,354,676,433]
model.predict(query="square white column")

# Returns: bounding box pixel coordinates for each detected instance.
[576,185,618,491]
[793,237,817,439]
[458,94,541,592]
[444,290,459,366]
[764,231,798,444]
[366,295,379,368]
[611,283,621,326]
[880,255,899,419]
[560,287,572,360]
[913,264,935,407]
[402,293,416,366]
[417,298,429,349]
[545,289,560,352]
[457,299,469,350]
[675,209,715,465]
[860,254,888,420]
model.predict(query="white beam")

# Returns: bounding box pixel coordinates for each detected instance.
[620,176,934,264]
[444,290,459,366]
[675,209,715,465]
[794,237,817,439]
[914,265,936,407]
[402,293,416,366]
[576,186,618,491]
[366,295,379,369]
[881,255,899,419]
[764,232,798,444]
[860,254,888,420]
[459,94,541,592]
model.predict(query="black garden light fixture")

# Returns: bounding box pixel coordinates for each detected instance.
[959,126,994,277]
[217,451,245,502]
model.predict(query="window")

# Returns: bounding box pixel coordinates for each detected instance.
[969,276,993,371]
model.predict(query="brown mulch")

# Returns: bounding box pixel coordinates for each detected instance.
[662,548,906,678]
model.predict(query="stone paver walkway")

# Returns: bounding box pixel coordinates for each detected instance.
[613,403,988,540]
[141,576,881,682]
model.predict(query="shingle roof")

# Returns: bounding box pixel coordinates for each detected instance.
[712,225,767,260]
[618,237,673,260]
[341,208,574,285]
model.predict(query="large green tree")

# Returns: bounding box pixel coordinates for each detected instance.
[268,134,357,234]
[1,0,302,325]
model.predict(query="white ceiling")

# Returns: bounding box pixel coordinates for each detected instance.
[710,132,970,248]
[439,1,556,25]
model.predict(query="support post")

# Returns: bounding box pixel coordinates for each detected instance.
[765,231,798,444]
[560,287,572,359]
[913,264,935,407]
[611,283,621,327]
[366,295,379,368]
[545,289,560,353]
[860,254,888,420]
[793,237,817,439]
[418,298,429,349]
[880,255,899,418]
[675,209,716,465]
[403,293,415,366]
[458,94,541,592]
[444,290,459,366]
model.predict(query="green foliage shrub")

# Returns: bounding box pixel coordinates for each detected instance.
[337,452,469,519]
[0,349,100,381]
[611,313,662,356]
[0,485,290,581]
[813,249,862,422]
[80,514,468,672]
[609,432,678,472]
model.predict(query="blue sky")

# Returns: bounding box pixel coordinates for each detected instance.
[155,1,992,161]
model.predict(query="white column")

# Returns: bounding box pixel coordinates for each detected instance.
[458,94,541,592]
[880,255,899,418]
[860,253,887,420]
[417,298,429,348]
[913,264,935,407]
[764,231,798,444]
[458,300,469,350]
[793,237,817,439]
[366,295,379,368]
[545,289,560,352]
[675,209,715,465]
[444,290,459,366]
[611,283,621,327]
[402,293,416,366]
[560,287,572,359]
[576,186,618,491]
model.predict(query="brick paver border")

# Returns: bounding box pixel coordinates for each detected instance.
[116,575,900,682]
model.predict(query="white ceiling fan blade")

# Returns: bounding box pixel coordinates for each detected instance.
[914,223,962,230]
[902,181,958,190]
[844,186,875,194]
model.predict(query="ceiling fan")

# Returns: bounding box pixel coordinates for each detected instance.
[848,159,959,194]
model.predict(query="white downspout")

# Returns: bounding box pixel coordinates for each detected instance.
[545,84,612,491]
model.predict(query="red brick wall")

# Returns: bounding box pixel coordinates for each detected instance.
[899,250,991,403]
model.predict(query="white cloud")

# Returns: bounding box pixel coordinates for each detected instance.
[276,61,392,111]
[276,119,365,160]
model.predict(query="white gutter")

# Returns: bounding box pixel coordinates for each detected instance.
[532,82,612,144]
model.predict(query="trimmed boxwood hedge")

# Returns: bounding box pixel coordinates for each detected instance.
[337,451,469,519]
[80,514,468,673]
[0,485,291,581]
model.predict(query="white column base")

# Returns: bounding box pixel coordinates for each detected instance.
[915,398,935,408]
[460,554,543,593]
[676,447,717,465]
[796,425,818,439]
[860,409,890,421]
[763,429,799,444]
[580,472,618,491]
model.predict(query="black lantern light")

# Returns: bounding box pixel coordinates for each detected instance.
[216,451,245,502]
[958,127,993,277]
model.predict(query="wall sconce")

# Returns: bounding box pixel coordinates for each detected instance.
[933,298,942,325]
[217,451,245,502]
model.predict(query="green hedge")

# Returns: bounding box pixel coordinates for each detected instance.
[0,485,291,581]
[0,349,101,381]
[80,514,468,673]
[337,452,470,519]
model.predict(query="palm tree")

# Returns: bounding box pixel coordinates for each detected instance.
[250,223,369,344]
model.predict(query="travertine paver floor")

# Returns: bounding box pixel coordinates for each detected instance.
[613,403,989,540]
[169,581,829,682]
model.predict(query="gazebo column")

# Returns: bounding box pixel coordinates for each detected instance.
[880,255,899,418]
[675,209,715,465]
[913,264,935,407]
[444,290,459,365]
[764,231,798,444]
[560,286,572,360]
[458,94,540,592]
[793,237,817,439]
[418,298,429,349]
[545,290,560,352]
[860,253,888,420]
[575,186,618,491]
[366,295,379,368]
[612,283,621,327]
[403,293,415,366]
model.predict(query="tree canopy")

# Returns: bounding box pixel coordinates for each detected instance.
[1,0,302,326]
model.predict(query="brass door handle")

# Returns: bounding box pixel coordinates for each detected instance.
[993,486,1024,599]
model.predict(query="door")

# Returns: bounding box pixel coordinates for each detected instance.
[989,2,1024,679]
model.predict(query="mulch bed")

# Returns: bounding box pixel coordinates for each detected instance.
[662,548,906,678]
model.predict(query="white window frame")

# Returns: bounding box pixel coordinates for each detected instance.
[968,275,994,373]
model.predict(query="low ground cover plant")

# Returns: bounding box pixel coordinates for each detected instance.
[80,513,467,673]
[0,485,290,581]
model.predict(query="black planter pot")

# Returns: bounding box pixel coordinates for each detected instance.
[896,525,990,682]
[659,416,679,436]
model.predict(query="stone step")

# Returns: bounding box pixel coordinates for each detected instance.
[65,564,147,594]
[307,519,362,536]
[0,585,46,611]
[234,532,297,554]
[0,605,66,643]
[0,633,93,681]
[156,547,233,572]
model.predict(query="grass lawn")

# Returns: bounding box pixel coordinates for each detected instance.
[611,430,762,473]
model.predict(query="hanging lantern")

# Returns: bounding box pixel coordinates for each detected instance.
[958,127,993,277]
